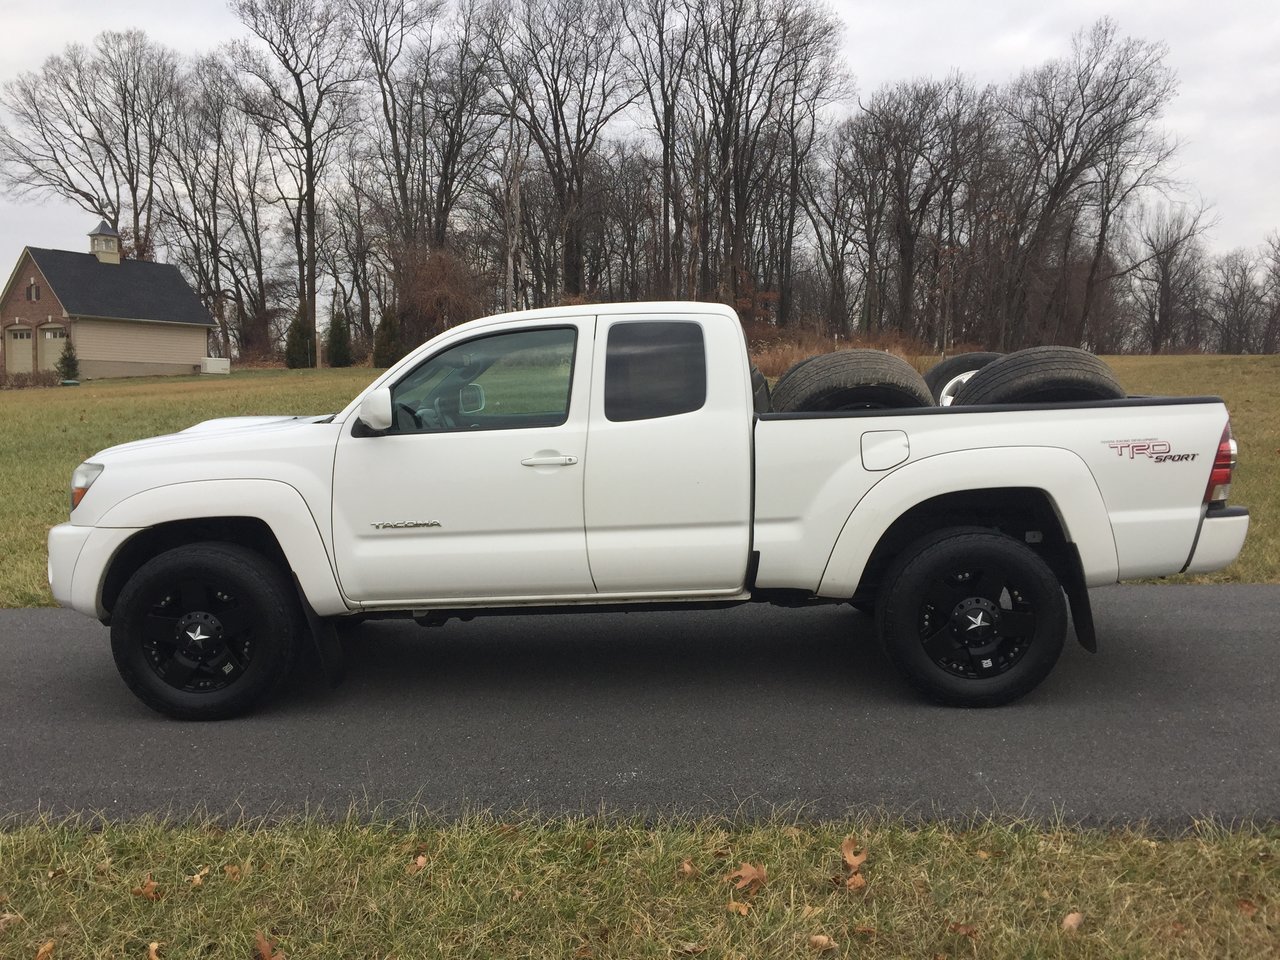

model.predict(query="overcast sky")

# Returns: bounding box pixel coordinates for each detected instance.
[0,0,1276,273]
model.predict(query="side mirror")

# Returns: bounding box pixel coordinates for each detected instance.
[358,387,393,432]
[459,383,485,415]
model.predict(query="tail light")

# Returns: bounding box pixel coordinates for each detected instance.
[1204,424,1237,505]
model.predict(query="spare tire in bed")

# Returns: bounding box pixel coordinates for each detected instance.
[770,349,934,412]
[924,351,1002,404]
[951,346,1125,405]
[771,353,825,399]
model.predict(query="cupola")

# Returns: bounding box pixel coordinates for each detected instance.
[88,220,120,264]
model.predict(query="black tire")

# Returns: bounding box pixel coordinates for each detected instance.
[771,353,826,399]
[749,364,771,415]
[770,350,934,412]
[924,352,1002,404]
[952,346,1125,405]
[876,528,1066,706]
[110,542,302,720]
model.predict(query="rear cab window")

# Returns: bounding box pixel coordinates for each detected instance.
[604,321,706,422]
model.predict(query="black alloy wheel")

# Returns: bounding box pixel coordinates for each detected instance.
[111,542,300,720]
[876,528,1066,706]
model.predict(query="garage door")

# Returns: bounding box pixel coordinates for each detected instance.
[6,327,32,374]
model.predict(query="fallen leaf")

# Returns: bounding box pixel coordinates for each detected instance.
[496,823,520,837]
[807,934,837,952]
[948,922,978,939]
[583,839,596,851]
[46,869,66,880]
[511,888,524,901]
[1170,921,1188,935]
[845,872,867,891]
[677,858,697,879]
[405,855,429,876]
[854,925,877,936]
[782,826,803,839]
[726,862,767,895]
[253,931,284,960]
[573,946,593,959]
[727,900,751,916]
[94,858,112,875]
[800,905,824,920]
[1062,911,1084,933]
[0,912,22,933]
[223,865,242,882]
[840,836,868,873]
[147,943,163,960]
[676,944,707,955]
[976,850,991,861]
[131,874,162,901]
[1237,899,1259,918]
[187,866,210,887]
[712,847,731,858]
[35,942,55,960]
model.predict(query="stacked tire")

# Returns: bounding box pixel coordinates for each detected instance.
[949,346,1125,406]
[770,350,933,413]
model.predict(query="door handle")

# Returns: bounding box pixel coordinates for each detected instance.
[521,455,578,467]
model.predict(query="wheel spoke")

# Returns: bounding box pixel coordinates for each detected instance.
[218,603,251,639]
[920,624,959,663]
[999,611,1037,638]
[180,579,211,611]
[159,651,199,688]
[922,579,965,615]
[968,566,1004,602]
[143,613,179,644]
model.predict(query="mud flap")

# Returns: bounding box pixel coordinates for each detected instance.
[293,573,345,685]
[1057,544,1097,653]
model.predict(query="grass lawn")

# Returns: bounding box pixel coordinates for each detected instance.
[1,814,1276,959]
[2,354,1275,608]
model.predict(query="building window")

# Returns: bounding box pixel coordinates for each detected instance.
[10,328,32,340]
[44,328,66,340]
[25,283,40,302]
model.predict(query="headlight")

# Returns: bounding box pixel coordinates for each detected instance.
[70,462,104,511]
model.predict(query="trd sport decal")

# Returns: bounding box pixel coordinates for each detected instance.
[1105,440,1199,463]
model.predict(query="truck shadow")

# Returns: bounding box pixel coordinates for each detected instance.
[287,604,913,711]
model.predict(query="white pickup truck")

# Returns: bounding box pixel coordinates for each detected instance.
[48,302,1249,719]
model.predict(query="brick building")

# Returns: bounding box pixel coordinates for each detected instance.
[1,222,215,379]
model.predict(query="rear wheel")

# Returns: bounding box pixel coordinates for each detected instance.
[110,542,301,720]
[876,529,1066,706]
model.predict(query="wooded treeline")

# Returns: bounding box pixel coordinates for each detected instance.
[2,0,1278,362]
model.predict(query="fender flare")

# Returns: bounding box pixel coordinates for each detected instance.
[816,446,1119,599]
[96,479,350,616]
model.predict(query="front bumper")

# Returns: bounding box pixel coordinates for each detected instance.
[1184,507,1250,574]
[48,523,142,619]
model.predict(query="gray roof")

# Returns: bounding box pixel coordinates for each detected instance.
[88,220,119,238]
[26,247,214,327]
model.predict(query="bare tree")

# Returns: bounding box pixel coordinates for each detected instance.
[231,0,360,364]
[0,30,178,257]
[485,0,636,298]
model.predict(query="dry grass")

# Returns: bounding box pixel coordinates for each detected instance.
[0,813,1275,959]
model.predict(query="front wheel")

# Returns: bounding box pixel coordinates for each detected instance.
[110,542,301,720]
[876,529,1066,706]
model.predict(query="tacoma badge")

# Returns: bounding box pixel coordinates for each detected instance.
[370,521,442,529]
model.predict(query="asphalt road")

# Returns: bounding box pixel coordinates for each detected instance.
[1,584,1277,824]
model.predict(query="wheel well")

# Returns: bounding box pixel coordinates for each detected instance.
[101,518,290,617]
[853,488,1069,603]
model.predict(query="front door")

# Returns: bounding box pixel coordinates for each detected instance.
[332,322,595,604]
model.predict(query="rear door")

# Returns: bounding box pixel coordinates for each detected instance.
[582,313,753,594]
